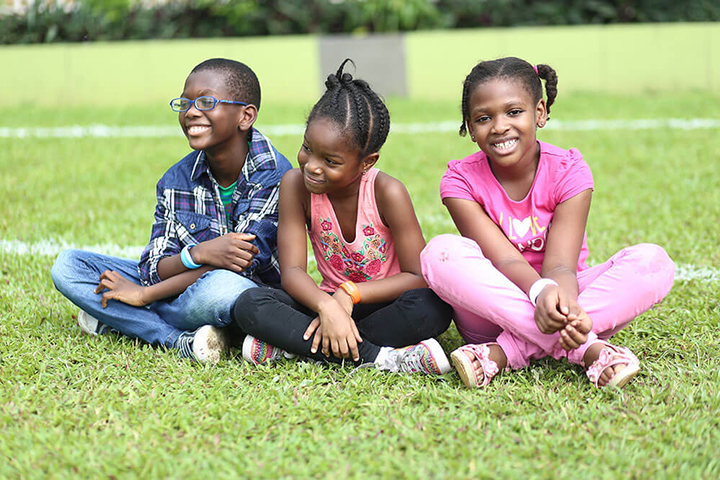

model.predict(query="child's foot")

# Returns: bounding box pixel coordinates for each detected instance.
[242,334,297,366]
[584,341,640,388]
[375,338,452,375]
[77,310,117,336]
[176,325,228,364]
[450,342,507,388]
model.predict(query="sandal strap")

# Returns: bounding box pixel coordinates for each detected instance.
[586,343,640,387]
[457,343,500,387]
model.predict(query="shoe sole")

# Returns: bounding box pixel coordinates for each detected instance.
[607,363,641,388]
[450,349,478,388]
[193,326,228,365]
[421,338,452,375]
[77,310,99,336]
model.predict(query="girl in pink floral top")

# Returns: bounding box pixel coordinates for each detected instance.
[232,60,453,374]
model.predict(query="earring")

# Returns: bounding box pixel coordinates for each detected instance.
[538,122,545,128]
[470,135,476,141]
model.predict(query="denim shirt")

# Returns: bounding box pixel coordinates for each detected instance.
[137,128,292,287]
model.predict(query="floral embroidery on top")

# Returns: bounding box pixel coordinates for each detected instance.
[318,216,387,282]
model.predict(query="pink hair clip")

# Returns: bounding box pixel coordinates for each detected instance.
[533,65,539,75]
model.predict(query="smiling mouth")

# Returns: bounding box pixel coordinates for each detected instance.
[492,138,518,150]
[187,125,211,135]
[303,174,324,185]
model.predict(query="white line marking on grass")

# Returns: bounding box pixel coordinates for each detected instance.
[2,118,719,139]
[2,239,717,283]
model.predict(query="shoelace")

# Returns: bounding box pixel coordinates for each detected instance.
[394,346,428,373]
[175,332,195,360]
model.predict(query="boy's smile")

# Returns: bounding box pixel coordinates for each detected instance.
[179,70,246,156]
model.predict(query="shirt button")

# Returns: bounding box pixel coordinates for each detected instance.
[190,223,196,230]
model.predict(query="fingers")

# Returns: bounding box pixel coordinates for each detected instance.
[304,317,320,341]
[347,336,360,362]
[321,333,330,357]
[95,270,118,294]
[559,322,588,351]
[310,323,323,354]
[350,320,363,344]
[557,289,570,316]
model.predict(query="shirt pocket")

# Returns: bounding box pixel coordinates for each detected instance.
[175,211,213,244]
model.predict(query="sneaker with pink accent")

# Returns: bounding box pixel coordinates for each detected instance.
[376,338,452,375]
[242,335,297,366]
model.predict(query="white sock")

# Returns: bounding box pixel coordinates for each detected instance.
[374,346,393,367]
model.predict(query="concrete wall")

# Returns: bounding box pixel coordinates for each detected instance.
[1,22,718,107]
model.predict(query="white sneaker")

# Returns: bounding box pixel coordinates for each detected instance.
[176,325,228,365]
[375,338,452,375]
[77,310,115,336]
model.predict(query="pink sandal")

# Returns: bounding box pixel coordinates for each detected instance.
[586,341,641,388]
[450,343,505,388]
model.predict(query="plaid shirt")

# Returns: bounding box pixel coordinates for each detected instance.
[138,128,292,287]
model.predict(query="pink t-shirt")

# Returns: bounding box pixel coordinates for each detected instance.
[440,141,594,274]
[309,168,401,293]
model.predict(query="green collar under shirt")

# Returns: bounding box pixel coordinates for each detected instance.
[218,181,238,223]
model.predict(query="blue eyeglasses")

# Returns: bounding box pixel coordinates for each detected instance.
[170,96,248,112]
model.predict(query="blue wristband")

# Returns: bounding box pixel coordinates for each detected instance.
[180,244,202,269]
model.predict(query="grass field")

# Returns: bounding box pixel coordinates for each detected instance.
[1,89,720,478]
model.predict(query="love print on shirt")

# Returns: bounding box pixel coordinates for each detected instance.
[498,211,548,253]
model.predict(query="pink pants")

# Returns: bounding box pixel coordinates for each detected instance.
[421,235,675,370]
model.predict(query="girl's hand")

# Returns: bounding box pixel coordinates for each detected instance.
[558,306,593,351]
[191,233,259,273]
[302,289,355,345]
[95,270,148,308]
[533,284,572,334]
[315,298,362,361]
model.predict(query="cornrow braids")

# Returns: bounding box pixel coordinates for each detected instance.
[458,57,559,136]
[307,59,391,158]
[192,58,261,109]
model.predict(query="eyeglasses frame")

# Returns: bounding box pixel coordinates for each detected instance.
[169,96,249,112]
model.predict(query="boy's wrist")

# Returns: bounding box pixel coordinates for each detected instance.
[181,243,203,269]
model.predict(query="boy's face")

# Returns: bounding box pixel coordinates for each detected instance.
[179,70,245,152]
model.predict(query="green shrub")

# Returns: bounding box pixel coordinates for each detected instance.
[1,0,719,45]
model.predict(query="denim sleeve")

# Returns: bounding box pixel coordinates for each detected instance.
[234,177,281,286]
[137,184,180,286]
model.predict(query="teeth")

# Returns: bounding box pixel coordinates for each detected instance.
[188,126,210,135]
[493,139,517,150]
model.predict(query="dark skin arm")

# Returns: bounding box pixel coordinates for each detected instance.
[444,189,593,350]
[279,169,363,361]
[98,233,259,307]
[303,172,429,354]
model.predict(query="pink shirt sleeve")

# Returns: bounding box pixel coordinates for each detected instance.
[553,148,594,204]
[440,158,482,205]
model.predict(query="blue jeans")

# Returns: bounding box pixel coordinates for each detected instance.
[51,249,258,348]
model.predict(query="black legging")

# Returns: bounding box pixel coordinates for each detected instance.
[233,287,452,365]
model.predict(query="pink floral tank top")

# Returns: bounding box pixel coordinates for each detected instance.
[309,168,401,293]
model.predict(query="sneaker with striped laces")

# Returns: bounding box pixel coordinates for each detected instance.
[242,334,297,366]
[375,338,452,375]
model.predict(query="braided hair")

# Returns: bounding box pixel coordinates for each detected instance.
[307,59,390,158]
[191,58,261,109]
[458,57,558,136]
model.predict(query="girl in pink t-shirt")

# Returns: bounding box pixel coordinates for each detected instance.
[233,60,452,374]
[421,57,675,389]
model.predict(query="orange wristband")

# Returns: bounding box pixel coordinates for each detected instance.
[339,281,361,304]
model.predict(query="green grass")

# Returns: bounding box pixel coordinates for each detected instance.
[1,91,720,478]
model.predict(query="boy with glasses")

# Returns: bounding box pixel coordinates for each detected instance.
[51,58,292,363]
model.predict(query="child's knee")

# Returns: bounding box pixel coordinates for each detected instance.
[625,243,675,298]
[232,287,271,332]
[50,249,81,290]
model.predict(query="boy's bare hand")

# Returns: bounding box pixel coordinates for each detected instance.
[191,233,259,273]
[95,270,148,308]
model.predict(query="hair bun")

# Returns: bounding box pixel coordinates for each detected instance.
[340,72,353,84]
[325,74,340,89]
